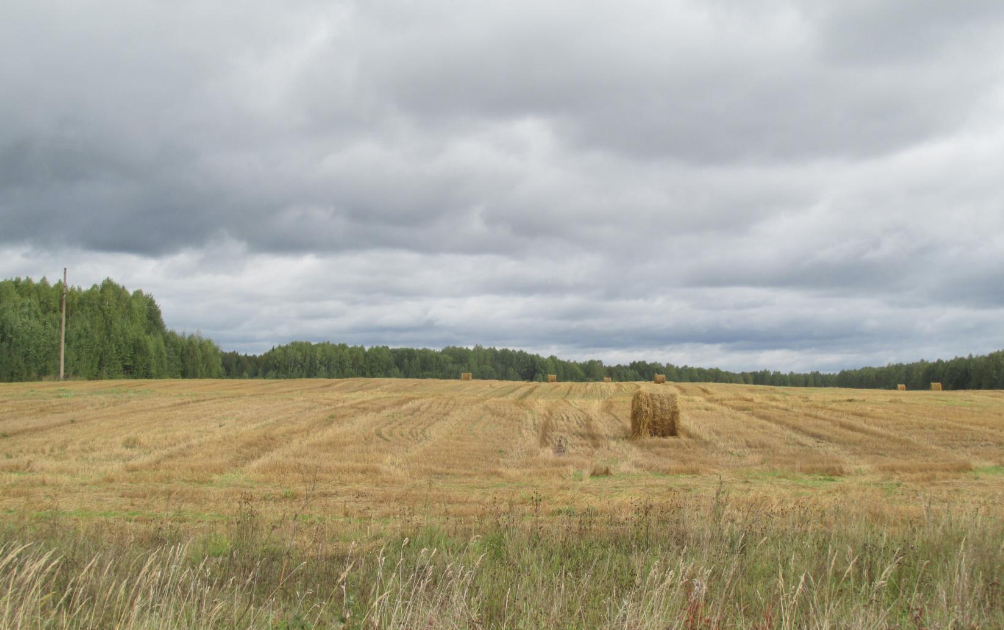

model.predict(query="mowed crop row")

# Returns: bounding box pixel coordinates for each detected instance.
[1,379,1003,521]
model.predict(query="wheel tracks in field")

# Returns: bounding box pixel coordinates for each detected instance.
[481,382,525,399]
[599,398,630,437]
[124,394,379,473]
[395,397,501,473]
[561,399,617,450]
[770,399,982,464]
[577,381,619,401]
[846,401,1004,443]
[0,395,196,440]
[372,396,456,445]
[125,402,325,474]
[223,395,430,476]
[260,394,460,474]
[686,391,852,455]
[461,396,517,440]
[694,390,972,469]
[820,403,1004,463]
[513,383,541,400]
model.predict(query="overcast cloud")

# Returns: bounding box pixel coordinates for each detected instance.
[3,0,1004,372]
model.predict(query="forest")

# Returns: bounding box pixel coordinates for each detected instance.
[0,277,222,381]
[3,276,1003,389]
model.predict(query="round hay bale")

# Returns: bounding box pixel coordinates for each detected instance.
[654,374,666,384]
[603,377,612,383]
[630,389,680,438]
[461,372,472,381]
[930,382,942,391]
[896,384,906,391]
[547,374,557,383]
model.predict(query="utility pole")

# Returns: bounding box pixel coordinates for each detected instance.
[59,267,67,381]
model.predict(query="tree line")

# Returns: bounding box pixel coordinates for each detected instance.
[0,277,222,381]
[3,276,1004,389]
[221,342,1004,390]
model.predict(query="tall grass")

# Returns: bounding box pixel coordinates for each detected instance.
[2,493,1002,629]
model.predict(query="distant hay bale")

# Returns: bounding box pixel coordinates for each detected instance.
[547,374,557,383]
[930,382,942,391]
[630,390,680,438]
[461,372,472,381]
[603,377,612,383]
[897,384,906,391]
[654,374,666,384]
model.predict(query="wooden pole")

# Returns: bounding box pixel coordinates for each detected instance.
[59,267,67,381]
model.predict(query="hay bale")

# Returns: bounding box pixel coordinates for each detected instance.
[654,374,666,384]
[930,382,942,391]
[603,377,612,383]
[461,372,472,381]
[547,374,557,383]
[630,389,680,438]
[897,384,906,391]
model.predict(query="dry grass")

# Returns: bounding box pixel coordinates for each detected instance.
[4,497,1003,629]
[1,379,1003,523]
[3,379,1004,628]
[630,389,680,438]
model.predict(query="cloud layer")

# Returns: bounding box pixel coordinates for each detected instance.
[3,0,1004,371]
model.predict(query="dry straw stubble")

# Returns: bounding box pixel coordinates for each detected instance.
[630,389,680,438]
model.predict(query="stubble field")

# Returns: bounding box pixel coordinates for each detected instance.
[2,379,1003,629]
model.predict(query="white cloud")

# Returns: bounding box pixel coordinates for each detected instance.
[3,0,1004,371]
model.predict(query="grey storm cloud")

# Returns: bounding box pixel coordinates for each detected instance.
[2,0,1004,372]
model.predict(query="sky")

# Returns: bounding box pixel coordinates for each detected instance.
[2,0,1004,372]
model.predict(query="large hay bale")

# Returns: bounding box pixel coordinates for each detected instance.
[461,372,472,381]
[547,374,557,383]
[603,377,612,383]
[630,390,680,438]
[930,382,942,391]
[897,384,906,391]
[654,374,666,384]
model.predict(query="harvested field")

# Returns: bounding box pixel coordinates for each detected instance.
[1,379,1003,521]
[3,379,1004,629]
